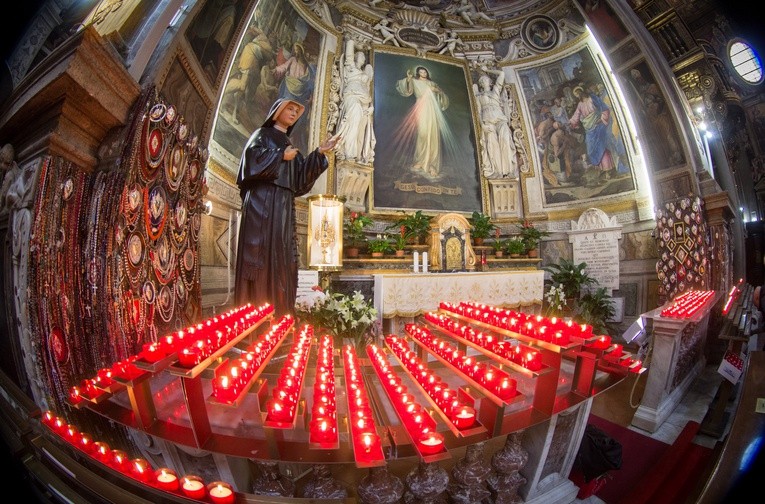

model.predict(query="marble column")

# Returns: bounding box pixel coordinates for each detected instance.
[447,441,491,503]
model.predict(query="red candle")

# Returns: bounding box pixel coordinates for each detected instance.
[131,458,153,482]
[178,346,201,367]
[41,410,57,428]
[498,376,517,400]
[155,468,179,492]
[213,375,235,403]
[68,386,83,404]
[181,475,206,500]
[94,442,111,464]
[78,433,94,454]
[310,417,337,443]
[451,406,476,429]
[110,449,130,473]
[418,431,445,455]
[64,424,80,444]
[359,432,380,454]
[207,481,235,504]
[140,342,164,363]
[267,398,293,423]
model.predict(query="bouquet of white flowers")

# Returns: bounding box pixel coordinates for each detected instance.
[295,287,380,348]
[544,283,567,317]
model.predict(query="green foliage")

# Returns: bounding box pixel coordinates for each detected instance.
[505,237,526,255]
[295,289,380,346]
[578,287,617,336]
[388,210,433,243]
[468,211,496,239]
[367,235,393,254]
[517,220,550,251]
[344,210,373,247]
[491,239,506,251]
[542,258,596,299]
[392,228,408,251]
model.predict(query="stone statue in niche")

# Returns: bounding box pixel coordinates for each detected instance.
[251,460,295,497]
[487,431,529,504]
[474,67,518,179]
[0,143,20,214]
[335,38,376,165]
[302,463,348,499]
[447,441,492,503]
[404,461,449,503]
[358,465,404,504]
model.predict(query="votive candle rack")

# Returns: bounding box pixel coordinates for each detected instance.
[264,324,313,427]
[343,344,385,466]
[209,314,294,406]
[308,334,339,448]
[404,324,521,405]
[384,335,484,437]
[367,344,447,460]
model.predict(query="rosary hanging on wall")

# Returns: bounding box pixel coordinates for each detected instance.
[115,89,208,347]
[654,195,710,301]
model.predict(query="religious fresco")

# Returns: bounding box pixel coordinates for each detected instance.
[517,47,635,206]
[209,0,322,175]
[186,0,249,87]
[621,61,686,172]
[371,51,483,214]
[522,15,559,52]
[159,56,210,138]
[576,0,629,50]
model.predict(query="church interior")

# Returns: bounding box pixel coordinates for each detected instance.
[0,1,763,502]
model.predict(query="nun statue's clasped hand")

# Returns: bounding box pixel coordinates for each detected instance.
[234,98,341,317]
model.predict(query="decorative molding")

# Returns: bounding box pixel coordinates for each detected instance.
[0,26,140,170]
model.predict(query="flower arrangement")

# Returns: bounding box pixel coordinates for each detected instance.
[544,283,567,317]
[344,210,373,247]
[295,288,380,348]
[518,220,549,252]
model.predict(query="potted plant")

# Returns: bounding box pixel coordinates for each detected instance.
[392,226,408,257]
[367,234,393,257]
[388,210,433,245]
[518,220,549,257]
[491,238,506,257]
[344,210,373,257]
[468,211,496,245]
[505,237,526,257]
[542,258,596,302]
[577,287,617,336]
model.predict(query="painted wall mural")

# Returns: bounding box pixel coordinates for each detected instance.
[210,0,322,176]
[621,61,686,172]
[517,47,635,206]
[186,0,249,87]
[371,51,483,213]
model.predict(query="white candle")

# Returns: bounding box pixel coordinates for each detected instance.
[413,251,420,273]
[422,252,428,273]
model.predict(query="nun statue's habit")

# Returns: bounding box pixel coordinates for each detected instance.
[234,98,330,316]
